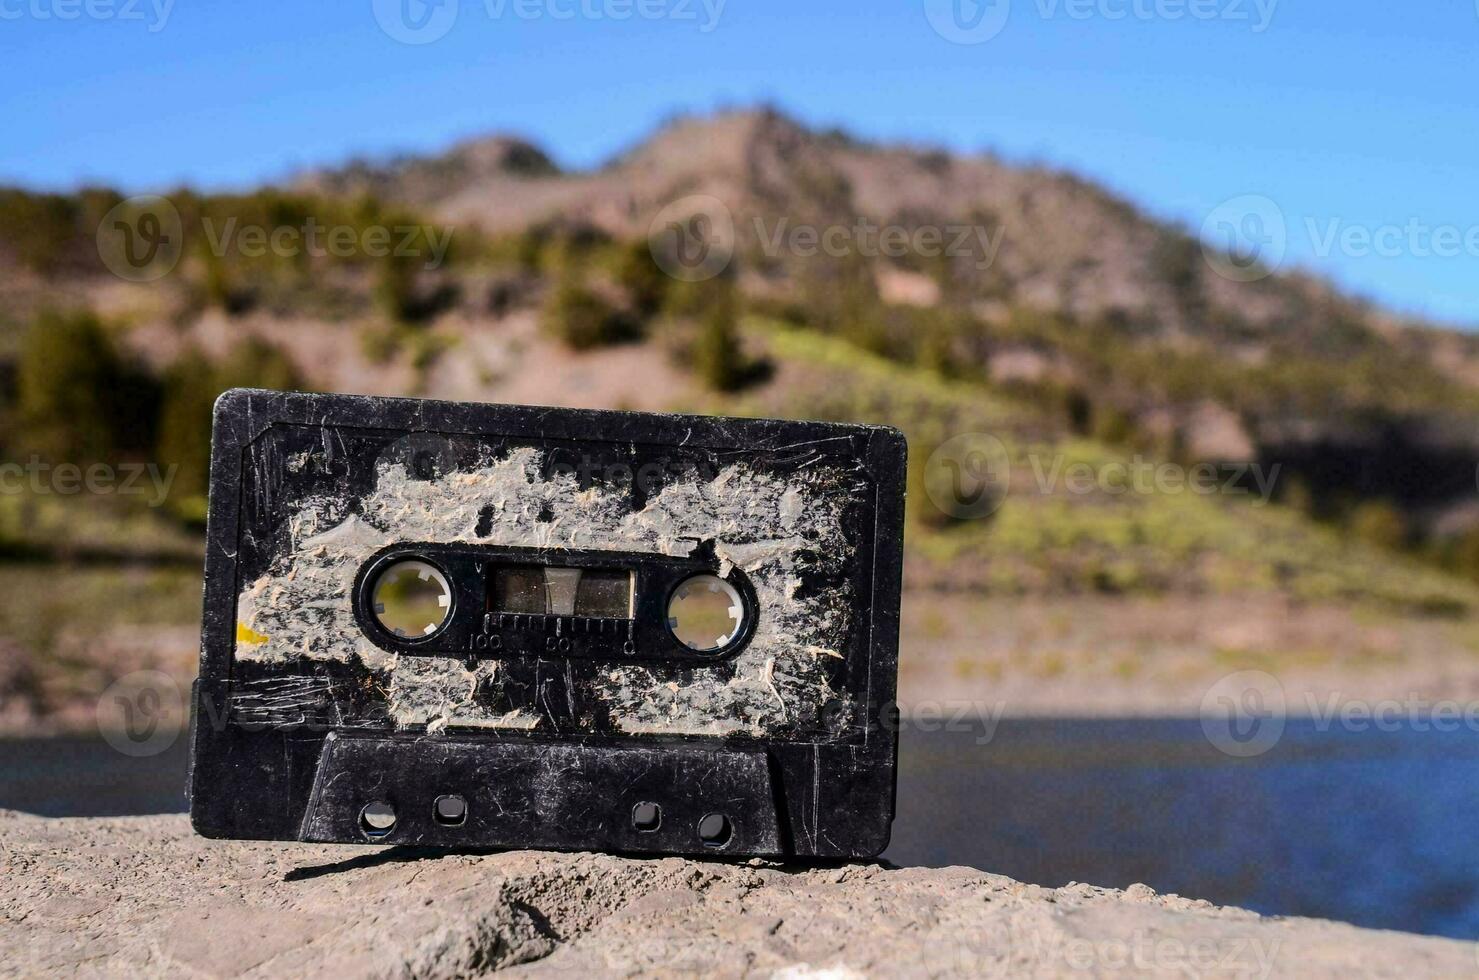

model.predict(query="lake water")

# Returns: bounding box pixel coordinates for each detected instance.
[4,720,1478,940]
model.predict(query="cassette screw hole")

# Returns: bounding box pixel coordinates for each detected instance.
[360,802,397,838]
[667,575,746,653]
[434,795,467,826]
[632,801,662,832]
[371,560,452,639]
[697,812,732,847]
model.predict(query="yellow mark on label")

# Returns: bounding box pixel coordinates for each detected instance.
[236,622,269,646]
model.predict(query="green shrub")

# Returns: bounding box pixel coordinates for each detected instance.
[1349,500,1408,552]
[155,340,299,508]
[1446,528,1479,584]
[374,252,420,324]
[0,190,85,275]
[197,242,256,315]
[15,310,159,460]
[541,262,639,350]
[612,239,669,319]
[371,252,459,325]
[694,282,746,392]
[1090,405,1137,446]
[153,350,220,503]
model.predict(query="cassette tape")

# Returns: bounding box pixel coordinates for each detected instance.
[189,390,906,858]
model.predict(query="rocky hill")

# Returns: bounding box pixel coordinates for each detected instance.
[291,108,1479,528]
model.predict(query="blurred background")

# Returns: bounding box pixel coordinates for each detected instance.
[6,0,1479,941]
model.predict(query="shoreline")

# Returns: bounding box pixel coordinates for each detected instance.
[7,590,1479,737]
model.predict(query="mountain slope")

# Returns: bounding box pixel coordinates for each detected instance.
[291,108,1479,528]
[302,109,1401,342]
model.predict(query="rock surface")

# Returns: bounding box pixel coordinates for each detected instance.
[1,810,1473,978]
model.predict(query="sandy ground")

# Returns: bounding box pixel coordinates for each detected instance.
[1,810,1474,978]
[898,593,1479,717]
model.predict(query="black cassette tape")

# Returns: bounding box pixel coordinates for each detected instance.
[189,390,906,858]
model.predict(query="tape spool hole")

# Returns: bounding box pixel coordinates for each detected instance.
[698,812,732,847]
[360,802,397,838]
[667,575,747,653]
[371,559,452,639]
[632,801,662,832]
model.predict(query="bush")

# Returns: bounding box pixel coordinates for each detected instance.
[693,281,752,392]
[197,242,256,315]
[372,252,459,326]
[541,262,639,350]
[1446,528,1479,584]
[1090,405,1137,446]
[155,340,299,507]
[0,190,84,275]
[1349,500,1408,552]
[793,253,883,347]
[374,252,420,324]
[153,350,220,504]
[15,310,159,461]
[612,239,669,319]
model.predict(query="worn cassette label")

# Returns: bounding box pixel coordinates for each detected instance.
[191,390,905,858]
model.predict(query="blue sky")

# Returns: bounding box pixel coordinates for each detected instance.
[4,0,1479,326]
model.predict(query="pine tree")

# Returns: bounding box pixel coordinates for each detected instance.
[694,281,746,392]
[541,255,637,349]
[16,311,129,460]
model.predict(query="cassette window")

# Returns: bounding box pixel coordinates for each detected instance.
[489,565,634,618]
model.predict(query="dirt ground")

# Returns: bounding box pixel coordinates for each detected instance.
[898,592,1479,717]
